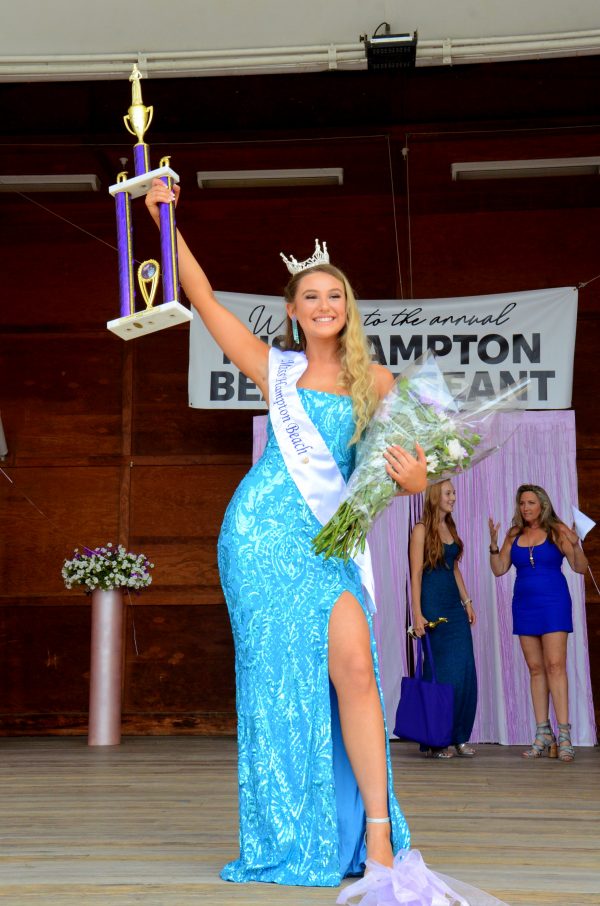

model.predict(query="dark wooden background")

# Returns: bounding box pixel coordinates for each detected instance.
[1,57,598,734]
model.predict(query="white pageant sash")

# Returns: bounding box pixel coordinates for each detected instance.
[268,346,376,614]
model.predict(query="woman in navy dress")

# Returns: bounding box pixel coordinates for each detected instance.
[409,480,477,759]
[489,484,588,762]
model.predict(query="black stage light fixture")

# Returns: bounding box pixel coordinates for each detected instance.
[361,22,417,71]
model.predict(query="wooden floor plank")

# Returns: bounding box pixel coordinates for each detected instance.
[0,737,598,905]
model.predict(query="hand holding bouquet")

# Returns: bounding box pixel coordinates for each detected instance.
[312,354,525,562]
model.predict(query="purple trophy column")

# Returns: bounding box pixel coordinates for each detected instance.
[133,142,150,176]
[88,589,124,746]
[115,185,134,318]
[159,158,180,304]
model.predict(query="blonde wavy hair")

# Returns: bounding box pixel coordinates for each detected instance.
[511,484,562,545]
[283,263,378,443]
[420,481,464,571]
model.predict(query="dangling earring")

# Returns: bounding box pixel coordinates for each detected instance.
[292,316,300,345]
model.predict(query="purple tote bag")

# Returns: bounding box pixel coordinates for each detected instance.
[394,633,454,748]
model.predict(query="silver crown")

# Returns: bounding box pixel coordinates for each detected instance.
[280,238,330,275]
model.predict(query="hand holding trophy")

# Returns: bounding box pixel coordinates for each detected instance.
[107,65,192,340]
[407,616,448,640]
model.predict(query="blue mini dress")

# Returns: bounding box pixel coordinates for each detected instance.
[510,536,573,636]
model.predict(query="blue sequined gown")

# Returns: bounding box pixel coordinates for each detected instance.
[218,389,410,887]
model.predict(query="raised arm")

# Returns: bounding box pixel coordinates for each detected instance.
[145,180,269,396]
[409,523,428,637]
[556,522,589,574]
[488,517,513,577]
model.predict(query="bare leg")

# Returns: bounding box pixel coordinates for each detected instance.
[519,635,549,724]
[542,631,569,725]
[329,591,393,867]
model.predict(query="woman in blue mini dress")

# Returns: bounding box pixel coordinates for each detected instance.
[489,484,588,762]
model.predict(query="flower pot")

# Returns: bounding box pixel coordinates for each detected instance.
[87,588,124,746]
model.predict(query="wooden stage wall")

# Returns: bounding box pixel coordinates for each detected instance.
[0,60,599,734]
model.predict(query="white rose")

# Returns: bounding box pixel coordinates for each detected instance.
[426,454,439,474]
[446,438,466,461]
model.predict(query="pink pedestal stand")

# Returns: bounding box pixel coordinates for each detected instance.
[88,589,123,746]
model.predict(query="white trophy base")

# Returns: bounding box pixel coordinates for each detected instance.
[108,166,179,199]
[107,300,193,340]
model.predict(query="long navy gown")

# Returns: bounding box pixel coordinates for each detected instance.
[420,542,477,748]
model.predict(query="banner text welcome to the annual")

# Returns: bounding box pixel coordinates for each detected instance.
[188,286,577,410]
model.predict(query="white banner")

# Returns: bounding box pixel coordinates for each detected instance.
[188,286,578,409]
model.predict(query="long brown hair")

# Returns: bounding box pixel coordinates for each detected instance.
[511,484,562,545]
[282,263,378,444]
[421,481,464,570]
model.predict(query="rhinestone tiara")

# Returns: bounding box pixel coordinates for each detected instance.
[280,238,330,275]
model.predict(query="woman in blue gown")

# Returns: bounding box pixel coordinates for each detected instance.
[219,387,413,884]
[489,485,588,763]
[145,179,430,887]
[409,480,477,759]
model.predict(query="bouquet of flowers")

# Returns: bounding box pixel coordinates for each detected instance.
[312,353,525,562]
[62,543,154,592]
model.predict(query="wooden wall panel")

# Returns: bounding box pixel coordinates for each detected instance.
[571,312,600,449]
[0,467,121,596]
[131,327,257,457]
[128,463,248,604]
[403,129,600,215]
[1,335,123,461]
[122,604,236,733]
[408,207,600,301]
[0,605,90,722]
[161,192,402,306]
[1,197,118,329]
